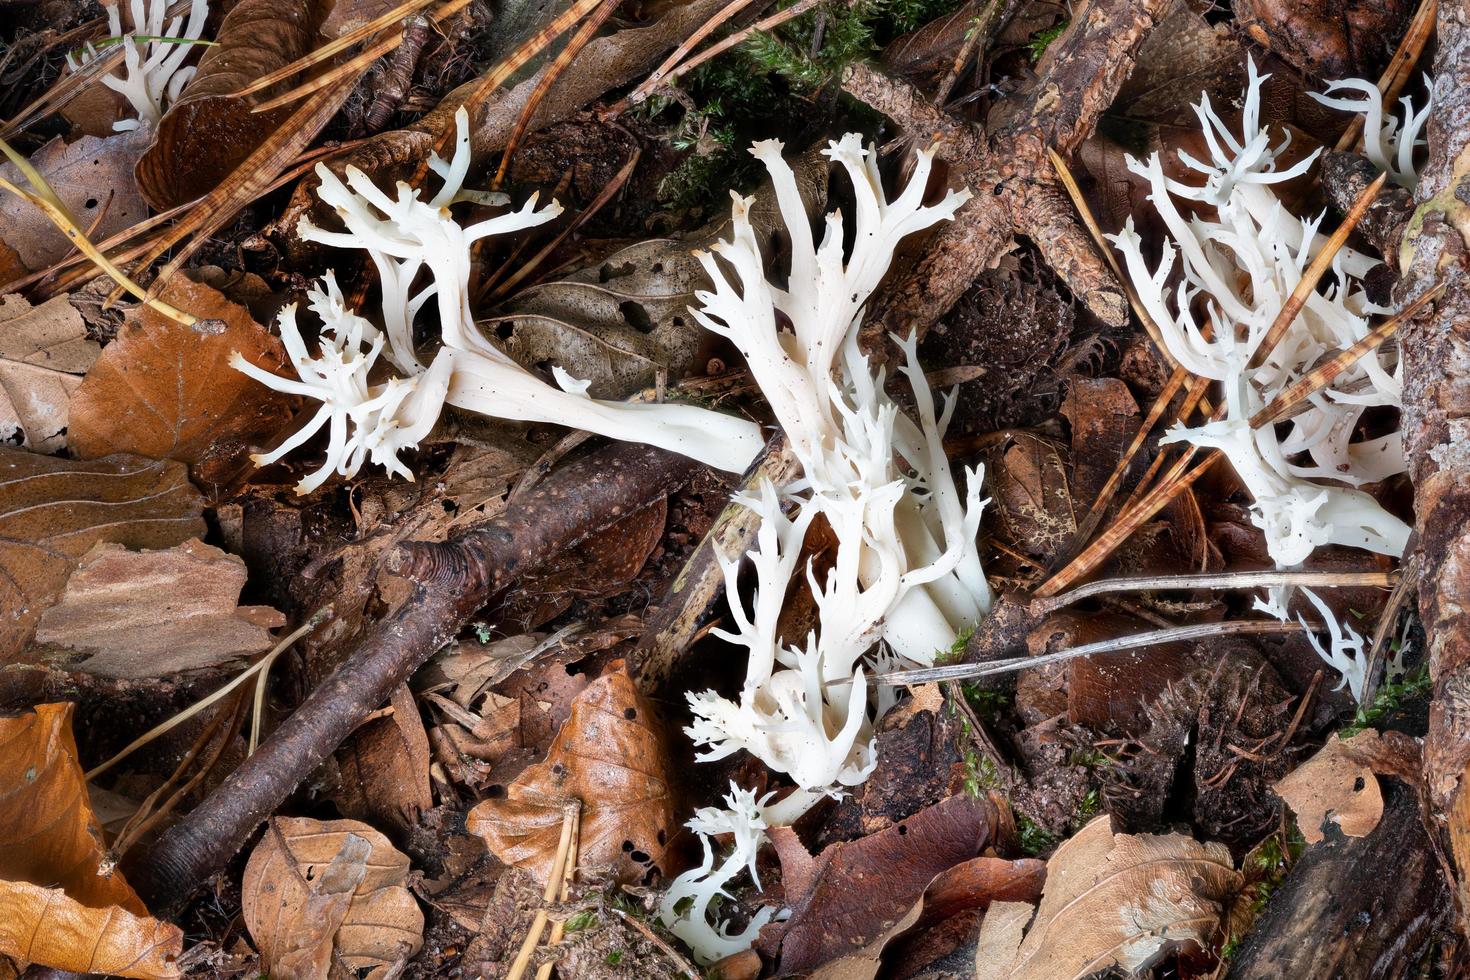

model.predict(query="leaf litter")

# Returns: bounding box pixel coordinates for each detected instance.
[0,0,1451,976]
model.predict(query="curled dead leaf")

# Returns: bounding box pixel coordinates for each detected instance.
[34,538,282,678]
[466,669,675,885]
[0,703,183,978]
[975,816,1241,979]
[242,816,424,980]
[66,273,295,488]
[0,448,205,664]
[1273,729,1420,844]
[136,0,335,210]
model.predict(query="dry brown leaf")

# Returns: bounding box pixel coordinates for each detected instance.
[0,703,183,978]
[775,794,1004,973]
[986,433,1076,567]
[466,669,675,885]
[0,448,205,663]
[980,816,1241,979]
[0,294,99,452]
[33,538,282,678]
[136,0,335,210]
[0,131,150,284]
[66,273,295,488]
[242,816,424,980]
[973,902,1034,980]
[336,684,434,836]
[1273,730,1419,844]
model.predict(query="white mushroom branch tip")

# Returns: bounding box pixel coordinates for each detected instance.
[235,105,766,488]
[1109,58,1411,700]
[66,0,209,131]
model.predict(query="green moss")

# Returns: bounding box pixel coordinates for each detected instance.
[1026,19,1067,62]
[1341,663,1431,737]
[1017,816,1058,856]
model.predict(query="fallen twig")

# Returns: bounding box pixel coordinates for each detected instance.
[126,442,700,915]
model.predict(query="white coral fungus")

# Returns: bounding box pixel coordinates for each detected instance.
[660,136,990,962]
[67,0,208,131]
[1109,59,1413,698]
[235,107,764,491]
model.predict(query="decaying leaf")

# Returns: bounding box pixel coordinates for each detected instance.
[0,449,205,664]
[242,816,424,980]
[985,433,1076,568]
[0,294,99,452]
[336,684,434,837]
[33,538,283,678]
[136,0,336,210]
[66,274,295,487]
[484,239,710,397]
[976,816,1241,979]
[810,855,1047,980]
[775,794,1004,974]
[0,131,150,285]
[0,703,183,978]
[1273,730,1420,844]
[466,669,675,885]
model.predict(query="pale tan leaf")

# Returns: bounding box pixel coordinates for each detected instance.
[466,670,676,885]
[66,274,295,488]
[0,449,206,664]
[999,816,1241,979]
[34,538,282,678]
[0,294,98,452]
[1273,730,1399,844]
[242,816,424,980]
[0,703,182,978]
[974,902,1034,980]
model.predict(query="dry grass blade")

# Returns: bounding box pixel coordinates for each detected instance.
[493,0,623,187]
[1112,373,1212,518]
[249,0,473,113]
[0,136,195,323]
[1047,147,1175,368]
[86,612,327,781]
[0,42,123,139]
[1249,283,1442,428]
[623,0,765,110]
[490,148,639,299]
[1037,448,1223,598]
[618,0,825,110]
[1032,568,1397,616]
[534,801,583,980]
[874,619,1308,685]
[1334,0,1437,153]
[230,0,441,98]
[1068,364,1190,555]
[1245,171,1386,371]
[1361,552,1419,705]
[507,803,581,980]
[443,0,608,157]
[121,75,359,305]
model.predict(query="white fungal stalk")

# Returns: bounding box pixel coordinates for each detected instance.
[67,0,208,131]
[661,137,990,963]
[1111,59,1411,699]
[236,107,765,484]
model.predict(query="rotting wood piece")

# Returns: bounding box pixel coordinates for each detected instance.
[125,442,699,916]
[1397,0,1470,921]
[841,0,1175,349]
[1225,780,1447,979]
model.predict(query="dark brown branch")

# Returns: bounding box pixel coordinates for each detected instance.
[126,442,700,915]
[842,0,1174,344]
[1321,150,1417,267]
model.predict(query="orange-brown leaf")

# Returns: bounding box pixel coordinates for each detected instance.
[0,703,182,978]
[466,670,676,885]
[66,274,295,488]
